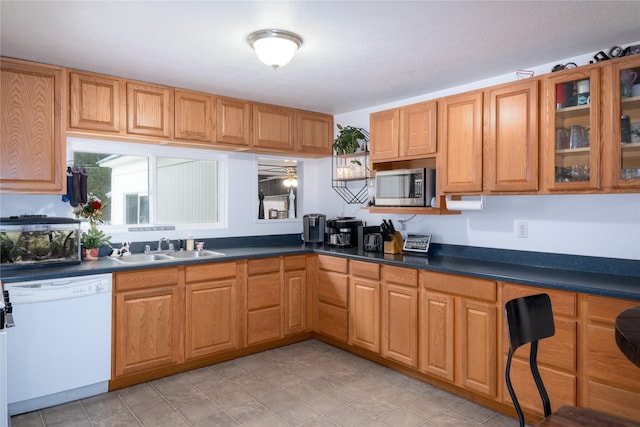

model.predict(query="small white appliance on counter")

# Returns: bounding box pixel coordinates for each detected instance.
[5,273,112,415]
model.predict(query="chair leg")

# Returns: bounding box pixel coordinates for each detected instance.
[530,340,552,418]
[506,348,525,427]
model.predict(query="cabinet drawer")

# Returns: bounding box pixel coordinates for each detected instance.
[318,255,348,274]
[586,295,638,323]
[584,379,640,422]
[382,265,417,287]
[585,322,640,391]
[185,262,236,282]
[503,355,576,416]
[502,283,577,317]
[317,270,348,308]
[247,307,281,345]
[248,257,280,275]
[115,267,179,291]
[247,273,281,311]
[284,255,306,271]
[351,260,380,280]
[317,302,348,342]
[422,271,496,302]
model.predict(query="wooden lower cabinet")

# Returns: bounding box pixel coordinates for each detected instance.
[349,260,380,352]
[500,283,578,417]
[381,265,418,367]
[315,255,349,342]
[284,255,308,335]
[185,262,238,359]
[583,295,640,421]
[113,267,181,378]
[420,271,498,398]
[247,257,282,345]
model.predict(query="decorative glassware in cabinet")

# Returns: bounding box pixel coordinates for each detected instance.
[619,65,640,181]
[552,76,593,185]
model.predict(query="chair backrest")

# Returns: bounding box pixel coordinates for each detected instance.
[505,293,555,351]
[504,293,556,427]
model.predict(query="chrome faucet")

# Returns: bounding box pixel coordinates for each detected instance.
[157,237,172,252]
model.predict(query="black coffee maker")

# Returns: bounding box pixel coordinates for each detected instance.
[303,214,326,244]
[325,217,363,247]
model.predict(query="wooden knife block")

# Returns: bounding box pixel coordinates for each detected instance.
[384,232,404,254]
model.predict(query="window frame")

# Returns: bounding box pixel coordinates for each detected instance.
[67,137,228,233]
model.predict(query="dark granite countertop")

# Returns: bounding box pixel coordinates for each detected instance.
[1,242,639,301]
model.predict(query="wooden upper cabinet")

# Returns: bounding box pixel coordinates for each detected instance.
[1,58,64,194]
[216,96,250,147]
[69,71,123,133]
[370,108,399,162]
[174,89,214,143]
[126,82,172,138]
[440,90,484,193]
[252,103,295,151]
[484,79,539,192]
[370,101,436,163]
[400,101,437,158]
[297,111,333,156]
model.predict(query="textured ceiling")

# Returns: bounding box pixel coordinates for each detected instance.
[2,1,639,114]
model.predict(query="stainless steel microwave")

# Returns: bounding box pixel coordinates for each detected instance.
[374,168,435,207]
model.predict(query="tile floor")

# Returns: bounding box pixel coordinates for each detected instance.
[10,340,520,427]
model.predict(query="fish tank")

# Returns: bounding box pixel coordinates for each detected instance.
[0,216,81,270]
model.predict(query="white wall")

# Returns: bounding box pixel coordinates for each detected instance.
[332,46,640,261]
[2,45,639,260]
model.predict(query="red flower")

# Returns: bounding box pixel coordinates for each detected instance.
[91,201,102,210]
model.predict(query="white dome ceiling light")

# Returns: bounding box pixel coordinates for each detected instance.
[248,29,303,70]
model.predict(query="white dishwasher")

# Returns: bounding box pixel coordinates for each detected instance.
[4,273,112,415]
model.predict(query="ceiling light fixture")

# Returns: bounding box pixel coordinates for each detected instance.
[248,29,303,69]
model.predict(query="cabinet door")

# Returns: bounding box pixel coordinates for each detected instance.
[298,111,333,156]
[381,283,418,367]
[127,82,172,138]
[216,96,250,147]
[252,103,295,151]
[370,108,399,162]
[1,59,64,193]
[69,71,123,133]
[349,277,380,352]
[114,286,181,377]
[440,91,484,193]
[543,67,600,191]
[459,298,497,397]
[420,291,454,381]
[174,89,213,142]
[601,55,640,189]
[584,295,640,421]
[284,269,307,335]
[400,100,437,158]
[485,79,539,192]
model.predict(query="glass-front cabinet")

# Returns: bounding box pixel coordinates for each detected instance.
[545,67,600,191]
[602,55,640,189]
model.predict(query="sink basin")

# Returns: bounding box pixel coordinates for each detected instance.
[168,250,225,258]
[111,253,174,264]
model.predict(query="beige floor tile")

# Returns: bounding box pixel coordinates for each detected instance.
[9,340,511,427]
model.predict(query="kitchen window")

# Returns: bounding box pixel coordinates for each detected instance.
[67,138,226,231]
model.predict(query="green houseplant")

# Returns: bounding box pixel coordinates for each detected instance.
[333,124,369,156]
[333,124,370,167]
[74,193,111,259]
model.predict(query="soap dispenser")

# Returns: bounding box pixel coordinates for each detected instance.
[186,233,194,251]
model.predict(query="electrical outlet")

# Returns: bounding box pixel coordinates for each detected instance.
[517,222,528,238]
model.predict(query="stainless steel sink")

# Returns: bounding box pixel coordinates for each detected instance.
[111,253,174,264]
[168,250,225,258]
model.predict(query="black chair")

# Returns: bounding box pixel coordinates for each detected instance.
[504,293,640,427]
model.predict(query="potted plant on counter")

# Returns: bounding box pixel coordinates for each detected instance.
[73,193,111,259]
